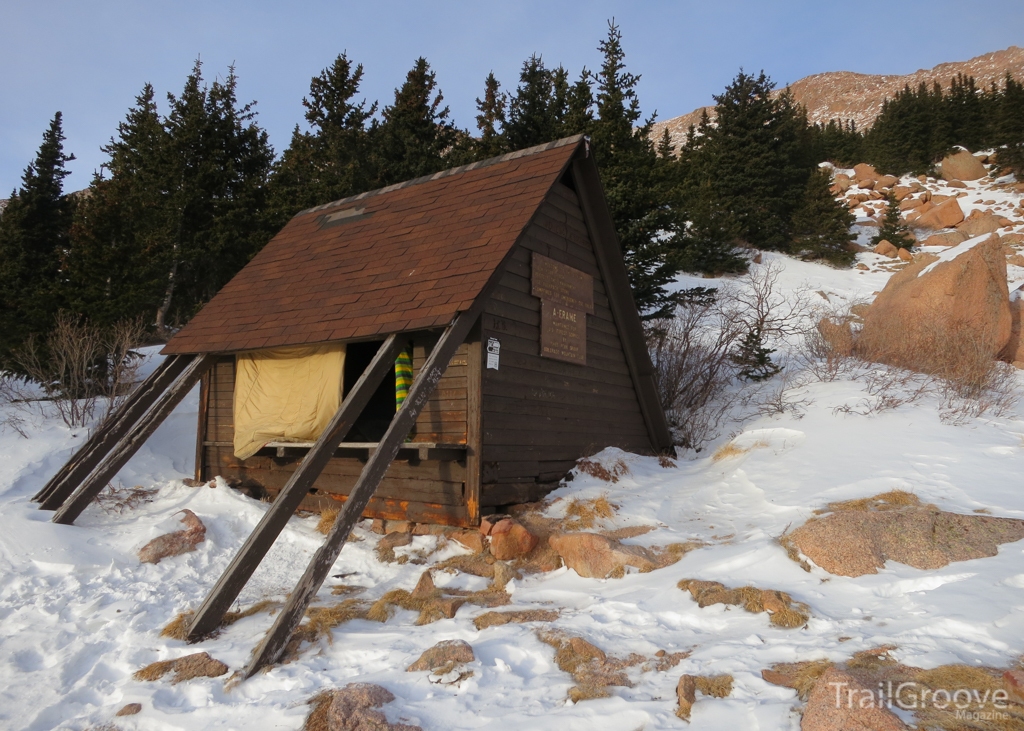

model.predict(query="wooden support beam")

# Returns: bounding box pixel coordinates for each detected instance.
[34,355,194,508]
[244,313,477,677]
[184,335,401,641]
[51,354,215,525]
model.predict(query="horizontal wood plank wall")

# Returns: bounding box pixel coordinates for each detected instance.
[480,181,653,507]
[200,338,472,527]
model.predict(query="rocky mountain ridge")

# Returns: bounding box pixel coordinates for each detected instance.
[652,46,1024,150]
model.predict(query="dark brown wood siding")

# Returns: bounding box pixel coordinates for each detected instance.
[479,181,654,507]
[198,334,475,527]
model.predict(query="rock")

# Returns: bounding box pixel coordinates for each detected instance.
[947,179,967,188]
[802,667,907,731]
[893,185,914,201]
[939,149,987,182]
[896,247,912,261]
[406,640,475,672]
[676,674,697,720]
[873,240,898,257]
[958,210,1014,237]
[856,263,869,270]
[787,504,1024,577]
[479,514,508,536]
[411,570,435,599]
[548,532,657,578]
[116,703,142,716]
[325,683,422,731]
[138,510,206,564]
[876,174,899,189]
[488,519,538,560]
[1004,669,1024,702]
[136,652,229,684]
[915,197,965,229]
[920,230,968,247]
[857,178,876,190]
[857,234,1012,374]
[376,531,413,562]
[410,523,446,536]
[449,530,485,553]
[899,197,923,211]
[853,163,879,182]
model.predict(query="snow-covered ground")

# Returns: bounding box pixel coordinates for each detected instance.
[2,176,1024,730]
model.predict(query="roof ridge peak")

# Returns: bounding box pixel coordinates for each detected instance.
[297,135,585,217]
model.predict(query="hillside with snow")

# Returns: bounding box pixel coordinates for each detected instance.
[2,160,1024,730]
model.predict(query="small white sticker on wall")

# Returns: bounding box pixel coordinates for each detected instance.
[486,337,500,370]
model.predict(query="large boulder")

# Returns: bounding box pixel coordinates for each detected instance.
[957,210,1014,237]
[548,532,656,578]
[1000,297,1024,366]
[138,510,206,564]
[920,230,968,247]
[939,149,987,182]
[915,197,965,229]
[488,519,538,560]
[857,234,1012,375]
[853,163,880,182]
[324,684,422,731]
[801,667,907,730]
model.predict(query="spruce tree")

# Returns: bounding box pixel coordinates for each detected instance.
[504,55,559,151]
[995,74,1024,176]
[871,192,914,250]
[375,57,458,185]
[790,167,856,266]
[0,112,76,367]
[474,71,507,159]
[675,191,749,275]
[268,54,376,221]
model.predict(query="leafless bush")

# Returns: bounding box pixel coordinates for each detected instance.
[13,312,146,428]
[0,374,29,437]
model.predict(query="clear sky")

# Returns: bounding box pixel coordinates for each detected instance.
[2,1,1022,194]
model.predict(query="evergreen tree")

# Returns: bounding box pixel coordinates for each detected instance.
[731,324,781,381]
[474,71,507,158]
[995,74,1024,176]
[589,20,680,318]
[375,57,459,185]
[675,192,749,275]
[790,167,856,266]
[267,54,376,221]
[64,85,171,329]
[0,112,76,367]
[871,192,914,250]
[504,55,559,151]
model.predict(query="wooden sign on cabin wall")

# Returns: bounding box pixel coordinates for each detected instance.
[531,252,594,365]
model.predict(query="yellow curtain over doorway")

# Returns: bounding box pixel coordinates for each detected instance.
[233,343,346,460]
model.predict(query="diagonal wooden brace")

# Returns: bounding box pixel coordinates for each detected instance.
[35,355,195,508]
[184,334,402,641]
[52,354,216,525]
[244,313,477,677]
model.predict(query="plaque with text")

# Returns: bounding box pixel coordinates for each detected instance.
[532,253,594,365]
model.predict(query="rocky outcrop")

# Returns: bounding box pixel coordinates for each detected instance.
[939,149,988,181]
[916,197,965,229]
[488,519,538,560]
[406,640,474,672]
[138,510,206,564]
[801,667,907,730]
[315,684,422,731]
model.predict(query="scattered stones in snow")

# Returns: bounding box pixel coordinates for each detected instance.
[939,149,988,182]
[137,509,206,564]
[538,631,644,702]
[857,234,1012,375]
[764,648,1024,730]
[676,673,734,721]
[303,683,422,731]
[785,491,1024,576]
[375,531,413,563]
[448,530,484,553]
[677,579,810,628]
[488,518,538,560]
[473,609,560,630]
[115,703,142,716]
[133,652,228,684]
[549,532,656,578]
[406,639,474,672]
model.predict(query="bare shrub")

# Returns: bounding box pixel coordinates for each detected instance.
[11,312,146,428]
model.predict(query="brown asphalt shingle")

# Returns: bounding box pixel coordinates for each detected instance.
[162,136,583,355]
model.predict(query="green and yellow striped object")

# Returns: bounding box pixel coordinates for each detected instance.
[395,343,413,411]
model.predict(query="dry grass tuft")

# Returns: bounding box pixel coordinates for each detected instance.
[302,690,334,731]
[133,659,176,682]
[823,490,924,513]
[281,599,370,663]
[434,553,496,578]
[222,599,280,626]
[160,612,192,640]
[315,507,338,535]
[695,674,734,698]
[575,457,630,483]
[779,532,812,572]
[601,525,657,540]
[539,630,643,703]
[161,600,280,641]
[846,645,898,671]
[677,579,810,628]
[330,584,364,596]
[658,454,677,468]
[563,496,617,531]
[711,442,748,462]
[473,609,559,630]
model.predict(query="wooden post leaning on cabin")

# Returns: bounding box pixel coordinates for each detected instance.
[244,313,477,678]
[51,354,216,525]
[34,355,196,508]
[184,334,402,641]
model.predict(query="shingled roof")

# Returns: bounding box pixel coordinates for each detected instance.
[162,136,585,355]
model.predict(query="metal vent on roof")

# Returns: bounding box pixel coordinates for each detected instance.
[318,206,371,229]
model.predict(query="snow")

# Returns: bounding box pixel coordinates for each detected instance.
[3,184,1024,730]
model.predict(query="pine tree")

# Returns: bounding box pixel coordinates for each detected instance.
[474,71,507,159]
[675,190,749,275]
[995,74,1024,176]
[0,112,76,367]
[731,324,781,381]
[790,167,856,266]
[375,58,458,185]
[268,54,376,221]
[64,85,171,329]
[871,192,914,250]
[588,21,681,318]
[504,55,559,151]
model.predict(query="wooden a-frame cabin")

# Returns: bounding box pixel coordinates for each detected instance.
[33,135,672,676]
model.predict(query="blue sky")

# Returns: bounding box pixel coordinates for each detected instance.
[2,1,1022,193]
